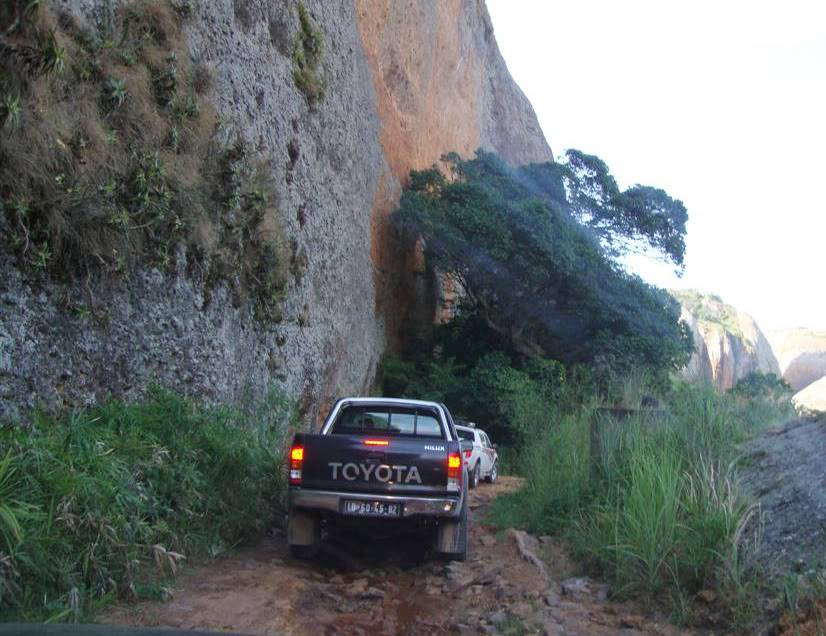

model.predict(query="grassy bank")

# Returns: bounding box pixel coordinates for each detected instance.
[490,381,793,627]
[0,387,294,622]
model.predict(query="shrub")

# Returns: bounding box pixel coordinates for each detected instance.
[0,386,295,621]
[292,3,324,106]
[729,371,792,402]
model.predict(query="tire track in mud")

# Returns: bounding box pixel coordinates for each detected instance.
[102,477,688,635]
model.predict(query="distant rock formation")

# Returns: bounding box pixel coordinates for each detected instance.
[673,290,780,391]
[768,328,826,392]
[793,376,826,413]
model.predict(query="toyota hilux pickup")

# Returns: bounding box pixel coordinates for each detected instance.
[286,397,469,561]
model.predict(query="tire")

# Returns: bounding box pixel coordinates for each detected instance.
[436,485,468,561]
[289,544,320,560]
[470,462,480,489]
[486,461,498,484]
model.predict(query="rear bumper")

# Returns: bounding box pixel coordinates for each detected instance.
[289,488,462,518]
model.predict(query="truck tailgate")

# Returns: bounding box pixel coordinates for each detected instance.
[294,432,455,496]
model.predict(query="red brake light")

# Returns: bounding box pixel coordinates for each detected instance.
[463,449,472,459]
[447,451,463,492]
[289,445,304,485]
[363,439,390,446]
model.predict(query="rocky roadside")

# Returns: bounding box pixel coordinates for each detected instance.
[102,477,689,635]
[740,417,826,578]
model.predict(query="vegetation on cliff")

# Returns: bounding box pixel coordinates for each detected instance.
[0,1,289,317]
[0,387,294,621]
[292,3,325,106]
[394,150,692,376]
[672,289,745,338]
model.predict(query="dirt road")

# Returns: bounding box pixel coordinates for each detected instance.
[103,477,685,635]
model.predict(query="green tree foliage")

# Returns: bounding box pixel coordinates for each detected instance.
[560,150,688,266]
[729,371,791,402]
[382,303,596,446]
[394,150,693,375]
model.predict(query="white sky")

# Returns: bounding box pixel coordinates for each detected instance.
[487,0,826,331]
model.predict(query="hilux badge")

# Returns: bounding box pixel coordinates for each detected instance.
[424,445,445,452]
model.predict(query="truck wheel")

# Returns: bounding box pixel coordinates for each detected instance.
[436,486,468,561]
[287,510,320,560]
[486,461,498,484]
[470,462,480,489]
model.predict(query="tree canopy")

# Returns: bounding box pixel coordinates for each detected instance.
[393,150,692,375]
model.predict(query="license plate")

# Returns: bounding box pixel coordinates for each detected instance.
[342,500,401,517]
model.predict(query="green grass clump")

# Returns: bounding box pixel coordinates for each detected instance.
[489,381,793,625]
[0,386,295,622]
[292,3,325,106]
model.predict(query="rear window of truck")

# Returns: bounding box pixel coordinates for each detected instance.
[331,405,444,439]
[456,428,474,441]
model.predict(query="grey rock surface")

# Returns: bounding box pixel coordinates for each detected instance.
[740,418,826,577]
[1,0,553,423]
[2,0,386,423]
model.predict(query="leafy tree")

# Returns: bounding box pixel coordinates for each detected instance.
[729,372,791,402]
[393,150,693,376]
[559,150,687,267]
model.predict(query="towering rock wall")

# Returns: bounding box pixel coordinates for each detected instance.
[674,291,780,391]
[0,0,552,423]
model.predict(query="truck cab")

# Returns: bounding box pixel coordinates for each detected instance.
[455,422,499,488]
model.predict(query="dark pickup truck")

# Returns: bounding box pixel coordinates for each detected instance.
[286,397,469,561]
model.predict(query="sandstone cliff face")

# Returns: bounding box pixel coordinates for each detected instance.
[355,0,553,348]
[0,0,551,423]
[674,291,780,391]
[768,328,826,393]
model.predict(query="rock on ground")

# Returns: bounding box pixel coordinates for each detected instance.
[740,417,826,576]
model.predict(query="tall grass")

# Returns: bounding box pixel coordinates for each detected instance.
[0,386,294,622]
[490,380,793,623]
[490,411,592,534]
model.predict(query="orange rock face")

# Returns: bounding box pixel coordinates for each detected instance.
[354,0,553,346]
[355,0,483,181]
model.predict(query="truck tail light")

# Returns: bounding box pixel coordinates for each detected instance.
[289,445,304,485]
[463,449,472,459]
[363,439,390,446]
[447,451,462,492]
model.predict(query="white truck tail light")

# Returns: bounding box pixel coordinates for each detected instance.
[289,445,304,485]
[447,451,462,492]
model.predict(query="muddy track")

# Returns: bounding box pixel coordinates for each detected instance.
[103,477,687,635]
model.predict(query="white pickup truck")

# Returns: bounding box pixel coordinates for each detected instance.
[455,423,498,488]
